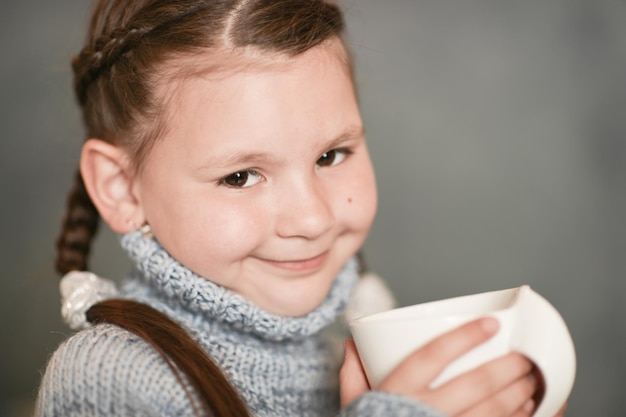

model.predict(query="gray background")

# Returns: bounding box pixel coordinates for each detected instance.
[1,1,625,416]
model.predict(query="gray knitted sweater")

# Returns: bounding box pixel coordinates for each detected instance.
[35,231,446,417]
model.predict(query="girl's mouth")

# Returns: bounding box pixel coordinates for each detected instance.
[260,251,329,273]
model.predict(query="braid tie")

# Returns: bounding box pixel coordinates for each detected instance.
[55,170,100,274]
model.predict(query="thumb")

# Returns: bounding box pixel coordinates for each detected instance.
[339,339,370,408]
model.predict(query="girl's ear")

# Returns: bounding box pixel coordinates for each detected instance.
[80,139,145,234]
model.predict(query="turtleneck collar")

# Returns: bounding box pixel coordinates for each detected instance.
[119,230,359,341]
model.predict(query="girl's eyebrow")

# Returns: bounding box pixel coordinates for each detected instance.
[318,125,365,153]
[195,126,364,172]
[195,152,277,172]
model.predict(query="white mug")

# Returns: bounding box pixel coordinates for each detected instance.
[348,285,576,417]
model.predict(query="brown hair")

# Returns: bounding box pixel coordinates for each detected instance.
[55,1,347,416]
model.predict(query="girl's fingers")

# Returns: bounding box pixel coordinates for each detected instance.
[372,318,540,417]
[502,399,536,417]
[455,368,537,417]
[379,317,500,393]
[339,339,370,408]
[427,352,534,416]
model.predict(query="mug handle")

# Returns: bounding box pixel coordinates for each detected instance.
[511,286,576,417]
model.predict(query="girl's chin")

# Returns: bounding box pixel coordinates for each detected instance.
[254,285,332,317]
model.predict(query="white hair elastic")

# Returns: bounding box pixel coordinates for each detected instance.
[59,271,119,330]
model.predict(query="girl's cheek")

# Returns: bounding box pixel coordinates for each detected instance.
[349,165,378,216]
[212,204,268,244]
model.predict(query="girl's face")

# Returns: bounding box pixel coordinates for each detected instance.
[133,41,377,316]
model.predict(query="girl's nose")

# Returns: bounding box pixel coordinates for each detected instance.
[275,179,335,240]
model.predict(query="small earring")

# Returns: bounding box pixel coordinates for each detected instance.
[139,223,153,238]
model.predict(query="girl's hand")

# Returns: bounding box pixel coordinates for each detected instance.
[340,338,370,408]
[340,318,544,417]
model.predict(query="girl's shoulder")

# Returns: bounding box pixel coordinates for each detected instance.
[48,323,163,378]
[35,323,193,417]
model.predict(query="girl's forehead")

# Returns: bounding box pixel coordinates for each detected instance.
[153,38,353,129]
[160,37,350,86]
[144,38,360,166]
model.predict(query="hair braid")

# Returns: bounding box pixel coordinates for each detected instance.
[55,170,100,275]
[87,299,251,417]
[72,25,150,106]
[72,1,217,107]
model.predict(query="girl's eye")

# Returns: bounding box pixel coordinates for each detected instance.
[219,170,262,188]
[317,148,351,168]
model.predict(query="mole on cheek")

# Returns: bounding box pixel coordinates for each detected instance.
[347,197,353,203]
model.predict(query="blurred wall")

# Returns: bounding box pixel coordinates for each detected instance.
[1,1,624,416]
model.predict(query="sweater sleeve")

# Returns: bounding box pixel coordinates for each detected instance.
[339,391,448,417]
[34,324,196,417]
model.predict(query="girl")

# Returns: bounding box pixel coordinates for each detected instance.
[36,1,557,416]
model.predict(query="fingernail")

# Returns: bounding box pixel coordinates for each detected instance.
[523,399,535,413]
[480,317,499,333]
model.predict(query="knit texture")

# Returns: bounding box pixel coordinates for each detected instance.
[35,230,447,417]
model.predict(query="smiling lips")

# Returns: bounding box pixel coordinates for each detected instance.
[261,251,329,272]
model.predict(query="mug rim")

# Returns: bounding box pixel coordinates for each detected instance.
[349,285,531,327]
